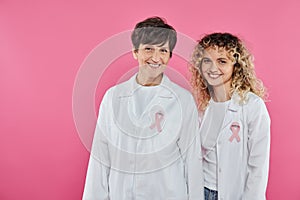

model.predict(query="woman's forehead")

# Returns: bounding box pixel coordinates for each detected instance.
[204,47,229,58]
[140,42,170,48]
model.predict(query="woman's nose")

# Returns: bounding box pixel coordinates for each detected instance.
[208,61,219,72]
[151,50,160,62]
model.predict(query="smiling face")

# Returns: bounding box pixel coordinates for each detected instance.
[133,42,171,86]
[200,47,234,95]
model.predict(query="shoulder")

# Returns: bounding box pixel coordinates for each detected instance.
[241,92,270,123]
[104,75,135,97]
[169,81,196,105]
[165,77,194,100]
[244,92,266,109]
[231,92,265,108]
[111,77,132,92]
[168,80,199,118]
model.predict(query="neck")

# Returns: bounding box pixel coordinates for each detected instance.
[212,85,231,102]
[136,74,163,86]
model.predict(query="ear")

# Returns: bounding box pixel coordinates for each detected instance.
[132,48,138,60]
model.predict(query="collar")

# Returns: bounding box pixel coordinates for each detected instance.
[228,92,244,112]
[208,92,240,112]
[116,73,174,98]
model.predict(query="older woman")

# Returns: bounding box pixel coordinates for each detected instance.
[83,17,203,200]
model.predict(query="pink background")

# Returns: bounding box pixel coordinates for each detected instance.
[1,0,299,199]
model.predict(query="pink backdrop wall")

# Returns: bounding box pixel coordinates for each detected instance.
[1,0,299,199]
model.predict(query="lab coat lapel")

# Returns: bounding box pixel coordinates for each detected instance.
[111,75,138,135]
[217,98,240,142]
[131,74,174,120]
[111,74,175,136]
[221,100,239,130]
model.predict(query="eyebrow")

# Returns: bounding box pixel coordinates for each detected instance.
[143,44,169,47]
[217,56,229,60]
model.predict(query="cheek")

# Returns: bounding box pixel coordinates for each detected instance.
[138,56,148,64]
[228,67,234,76]
[201,64,209,72]
[221,65,234,76]
[200,69,208,78]
[162,57,170,64]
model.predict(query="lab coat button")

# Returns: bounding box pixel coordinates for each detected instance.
[219,168,221,173]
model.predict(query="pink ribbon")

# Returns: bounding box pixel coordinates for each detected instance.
[229,122,240,142]
[150,112,164,132]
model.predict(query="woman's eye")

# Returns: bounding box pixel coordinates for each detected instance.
[203,58,212,63]
[219,60,227,64]
[160,49,169,53]
[145,47,152,52]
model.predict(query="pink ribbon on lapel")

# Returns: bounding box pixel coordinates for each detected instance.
[150,112,164,132]
[229,122,240,142]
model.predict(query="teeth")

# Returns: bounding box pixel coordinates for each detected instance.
[149,63,160,68]
[208,74,221,79]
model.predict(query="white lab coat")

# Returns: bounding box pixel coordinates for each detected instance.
[83,74,204,200]
[200,92,270,200]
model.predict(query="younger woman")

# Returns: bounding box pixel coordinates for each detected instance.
[190,33,270,200]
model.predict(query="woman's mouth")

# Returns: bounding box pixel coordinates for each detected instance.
[148,63,161,68]
[207,73,222,79]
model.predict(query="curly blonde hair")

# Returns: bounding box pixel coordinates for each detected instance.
[189,33,267,112]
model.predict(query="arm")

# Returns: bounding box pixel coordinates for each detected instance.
[82,91,111,200]
[243,98,271,200]
[178,101,204,200]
